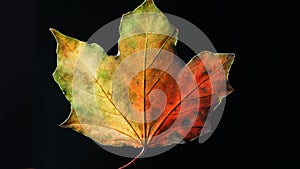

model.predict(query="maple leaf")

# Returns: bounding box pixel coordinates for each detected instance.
[50,0,234,168]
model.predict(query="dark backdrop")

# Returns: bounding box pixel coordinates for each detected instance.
[2,0,299,168]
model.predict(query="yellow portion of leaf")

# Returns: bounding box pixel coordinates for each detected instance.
[51,29,143,147]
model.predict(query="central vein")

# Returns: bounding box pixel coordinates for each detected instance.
[143,12,149,145]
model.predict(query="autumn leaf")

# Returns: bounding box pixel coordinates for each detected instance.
[50,0,234,167]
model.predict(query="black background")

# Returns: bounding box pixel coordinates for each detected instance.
[2,0,299,168]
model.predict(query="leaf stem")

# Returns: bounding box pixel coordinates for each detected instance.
[118,147,146,169]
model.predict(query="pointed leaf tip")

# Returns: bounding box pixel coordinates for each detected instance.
[49,28,58,36]
[49,28,65,42]
[138,0,158,13]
